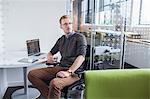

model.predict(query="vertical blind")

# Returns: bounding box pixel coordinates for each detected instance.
[0,1,4,61]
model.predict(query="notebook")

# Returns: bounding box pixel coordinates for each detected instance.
[26,39,44,56]
[18,39,45,63]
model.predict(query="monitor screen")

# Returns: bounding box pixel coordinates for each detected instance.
[26,39,40,56]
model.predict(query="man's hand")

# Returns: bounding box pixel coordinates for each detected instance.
[47,52,56,63]
[56,71,71,78]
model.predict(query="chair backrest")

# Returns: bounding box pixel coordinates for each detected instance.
[85,69,150,99]
[83,44,91,71]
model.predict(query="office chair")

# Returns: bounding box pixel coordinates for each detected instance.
[61,72,85,99]
[45,61,87,99]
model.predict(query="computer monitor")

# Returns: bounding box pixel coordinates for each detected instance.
[26,39,40,56]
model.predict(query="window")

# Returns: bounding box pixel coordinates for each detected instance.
[139,0,150,25]
[82,0,132,25]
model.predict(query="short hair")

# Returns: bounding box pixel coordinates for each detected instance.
[59,15,70,24]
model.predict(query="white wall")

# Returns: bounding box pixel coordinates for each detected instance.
[0,69,7,98]
[0,0,7,98]
[2,0,67,88]
[125,41,150,68]
[3,0,66,52]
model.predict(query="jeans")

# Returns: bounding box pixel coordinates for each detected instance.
[28,65,80,99]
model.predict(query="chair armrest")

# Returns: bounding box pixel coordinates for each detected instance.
[45,61,60,66]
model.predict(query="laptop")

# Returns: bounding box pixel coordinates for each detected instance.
[26,39,44,56]
[18,39,45,63]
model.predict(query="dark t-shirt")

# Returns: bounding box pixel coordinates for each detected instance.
[50,32,87,74]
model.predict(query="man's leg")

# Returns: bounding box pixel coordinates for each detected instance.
[48,74,80,99]
[28,66,68,99]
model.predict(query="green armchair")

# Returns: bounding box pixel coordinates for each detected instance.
[85,69,150,99]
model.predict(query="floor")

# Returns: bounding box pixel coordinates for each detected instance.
[3,86,33,99]
[3,85,84,99]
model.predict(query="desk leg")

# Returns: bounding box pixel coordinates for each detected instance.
[11,67,40,99]
[23,67,28,95]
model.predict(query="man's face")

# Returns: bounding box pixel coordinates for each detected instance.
[60,18,72,34]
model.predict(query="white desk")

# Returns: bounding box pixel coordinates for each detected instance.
[94,29,121,35]
[95,46,112,55]
[95,45,120,66]
[95,45,120,55]
[0,51,47,99]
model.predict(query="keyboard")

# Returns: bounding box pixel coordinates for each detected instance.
[34,53,45,56]
[18,53,46,63]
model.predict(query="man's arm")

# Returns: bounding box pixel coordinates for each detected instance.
[56,55,85,78]
[47,52,56,63]
[68,55,85,73]
[68,34,87,73]
[47,37,62,63]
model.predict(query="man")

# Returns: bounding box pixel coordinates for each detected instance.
[28,15,87,99]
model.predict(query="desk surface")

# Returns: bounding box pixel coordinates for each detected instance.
[95,29,121,35]
[95,46,120,55]
[0,51,47,68]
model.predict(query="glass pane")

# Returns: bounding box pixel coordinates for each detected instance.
[104,0,110,6]
[94,29,122,69]
[140,0,150,24]
[80,0,150,71]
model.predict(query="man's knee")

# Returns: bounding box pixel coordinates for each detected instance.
[49,78,63,90]
[49,78,58,88]
[28,70,37,81]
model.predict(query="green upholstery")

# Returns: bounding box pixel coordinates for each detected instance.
[85,69,150,99]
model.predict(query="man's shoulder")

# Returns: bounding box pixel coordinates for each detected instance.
[55,35,65,43]
[58,35,65,40]
[73,32,85,37]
